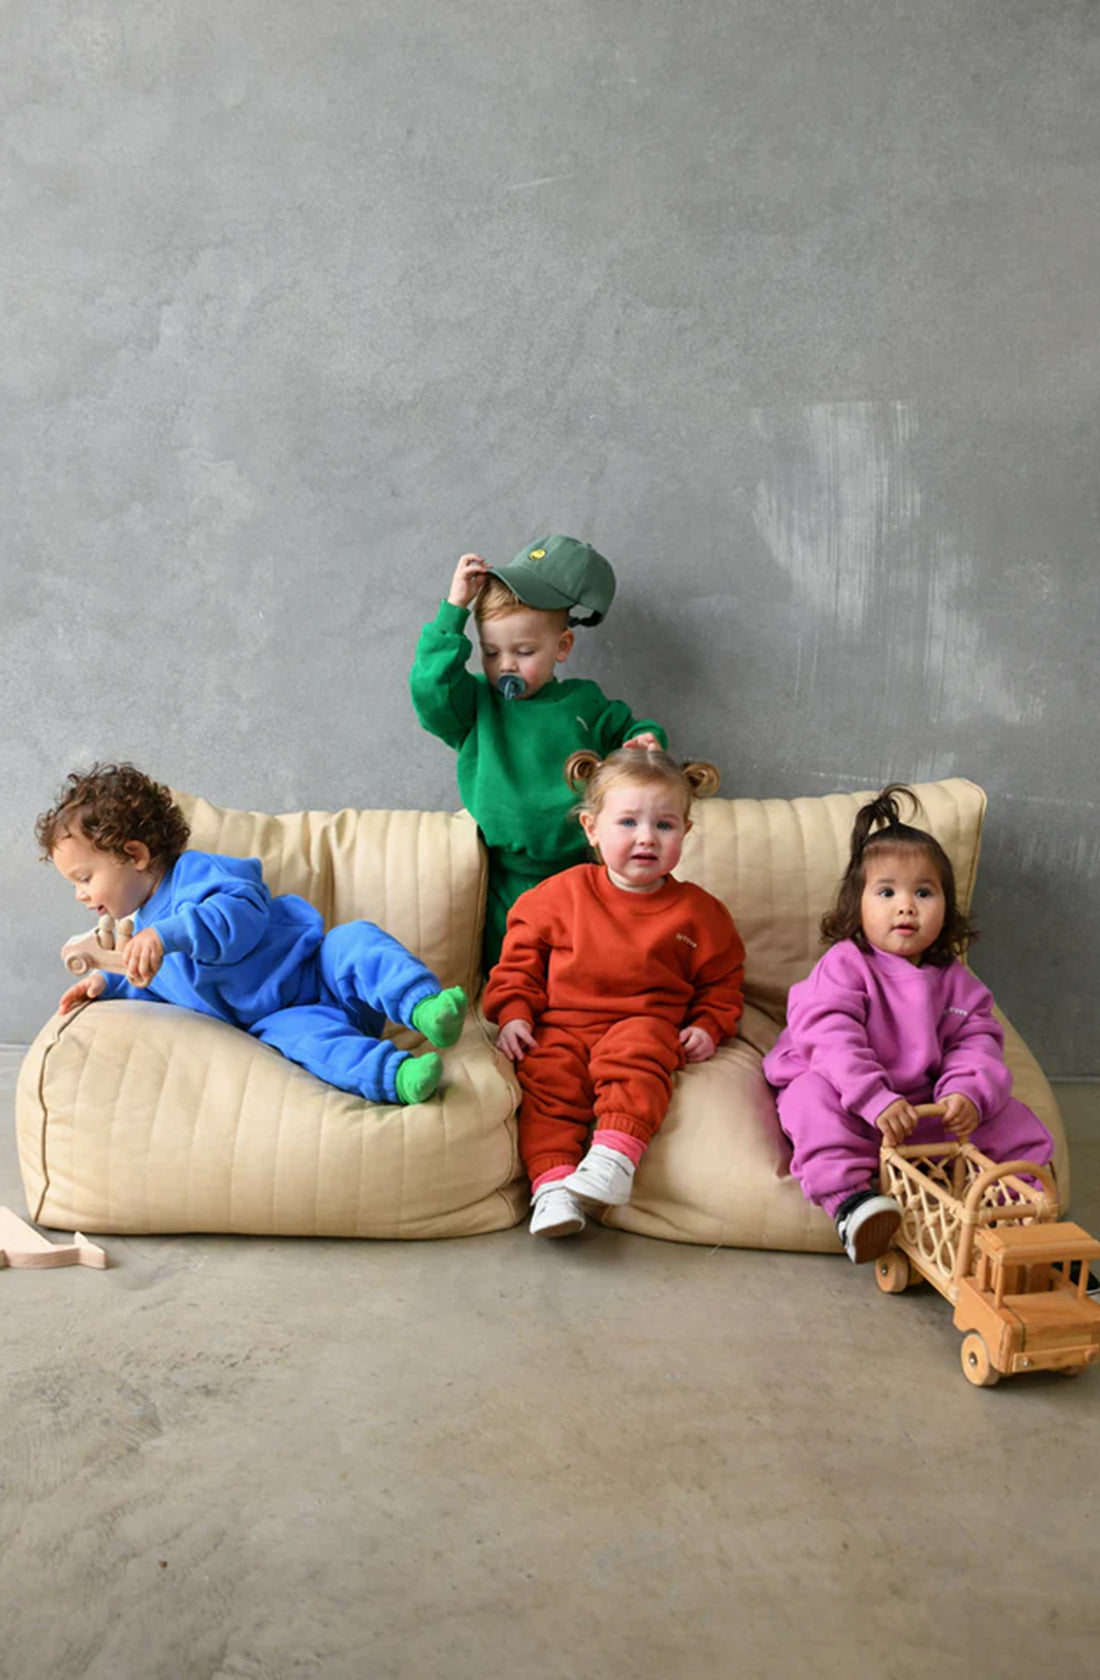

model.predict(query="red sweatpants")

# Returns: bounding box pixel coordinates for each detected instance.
[515,1016,685,1184]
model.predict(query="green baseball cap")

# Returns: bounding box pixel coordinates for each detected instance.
[487,534,617,626]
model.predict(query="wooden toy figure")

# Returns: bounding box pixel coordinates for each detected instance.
[60,914,139,980]
[0,1207,107,1270]
[874,1105,1100,1386]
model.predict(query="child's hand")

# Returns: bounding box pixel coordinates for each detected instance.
[495,1019,537,1063]
[447,553,492,609]
[679,1024,716,1063]
[623,732,662,752]
[58,972,106,1015]
[124,927,164,987]
[939,1091,980,1138]
[874,1097,921,1146]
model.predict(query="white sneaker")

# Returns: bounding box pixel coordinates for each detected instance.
[561,1144,636,1209]
[835,1191,902,1264]
[529,1185,586,1238]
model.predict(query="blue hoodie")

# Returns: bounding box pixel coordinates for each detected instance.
[100,851,323,1028]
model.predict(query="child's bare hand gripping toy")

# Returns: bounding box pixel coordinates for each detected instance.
[121,925,164,987]
[762,784,1055,1266]
[59,912,139,1012]
[40,763,468,1107]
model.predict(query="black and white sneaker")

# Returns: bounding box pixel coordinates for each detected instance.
[835,1190,902,1264]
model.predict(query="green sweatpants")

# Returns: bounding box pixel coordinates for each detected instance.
[483,850,578,972]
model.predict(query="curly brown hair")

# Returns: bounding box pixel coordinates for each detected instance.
[821,784,975,966]
[35,763,190,870]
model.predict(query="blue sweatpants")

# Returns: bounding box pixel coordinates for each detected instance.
[248,921,441,1102]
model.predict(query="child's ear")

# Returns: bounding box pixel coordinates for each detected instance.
[578,810,598,850]
[555,628,575,664]
[123,841,153,872]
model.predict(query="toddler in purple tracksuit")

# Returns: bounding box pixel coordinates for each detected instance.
[762,784,1053,1264]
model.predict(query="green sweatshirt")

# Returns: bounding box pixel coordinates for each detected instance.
[410,600,667,960]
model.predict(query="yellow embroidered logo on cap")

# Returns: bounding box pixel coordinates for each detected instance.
[528,548,545,560]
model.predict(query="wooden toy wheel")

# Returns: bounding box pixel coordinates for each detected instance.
[874,1249,911,1294]
[960,1333,1000,1387]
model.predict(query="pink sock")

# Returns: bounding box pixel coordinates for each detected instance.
[592,1128,647,1167]
[530,1165,575,1196]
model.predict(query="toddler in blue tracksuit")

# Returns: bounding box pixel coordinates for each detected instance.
[37,763,466,1105]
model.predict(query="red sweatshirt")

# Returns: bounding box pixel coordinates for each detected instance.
[483,864,745,1046]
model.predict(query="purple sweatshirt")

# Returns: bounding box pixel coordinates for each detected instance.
[761,941,1013,1127]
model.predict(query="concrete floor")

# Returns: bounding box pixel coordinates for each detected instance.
[1,1054,1097,1680]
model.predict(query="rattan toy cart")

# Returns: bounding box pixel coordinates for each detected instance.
[874,1126,1100,1387]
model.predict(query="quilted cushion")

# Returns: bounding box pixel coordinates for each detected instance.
[17,803,525,1238]
[17,1004,524,1238]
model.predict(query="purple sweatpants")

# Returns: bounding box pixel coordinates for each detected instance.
[775,1071,1055,1218]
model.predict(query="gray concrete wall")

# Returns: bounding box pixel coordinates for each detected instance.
[3,0,1098,1071]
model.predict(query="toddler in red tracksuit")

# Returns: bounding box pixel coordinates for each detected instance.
[483,747,746,1238]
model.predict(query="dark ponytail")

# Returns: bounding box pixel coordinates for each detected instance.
[848,784,915,865]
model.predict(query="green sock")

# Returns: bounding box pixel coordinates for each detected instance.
[394,1052,443,1106]
[410,985,468,1049]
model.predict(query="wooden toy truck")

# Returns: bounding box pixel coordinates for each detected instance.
[60,914,135,978]
[874,1113,1100,1387]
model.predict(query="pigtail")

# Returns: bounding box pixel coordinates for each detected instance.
[564,749,602,793]
[565,746,721,829]
[681,760,721,801]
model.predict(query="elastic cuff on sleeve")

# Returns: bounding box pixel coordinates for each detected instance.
[152,914,188,955]
[624,722,668,749]
[691,1016,723,1048]
[495,1004,535,1030]
[857,1088,900,1128]
[434,599,471,631]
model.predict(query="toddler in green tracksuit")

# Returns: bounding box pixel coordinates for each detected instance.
[410,535,666,966]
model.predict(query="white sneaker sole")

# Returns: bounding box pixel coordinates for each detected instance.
[844,1202,902,1264]
[529,1190,586,1238]
[531,1208,586,1238]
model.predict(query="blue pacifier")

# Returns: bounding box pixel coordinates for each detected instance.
[496,673,527,701]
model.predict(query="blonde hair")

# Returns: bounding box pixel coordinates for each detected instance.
[475,576,570,630]
[565,746,721,823]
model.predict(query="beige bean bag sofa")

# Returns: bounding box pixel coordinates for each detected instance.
[16,778,1067,1249]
